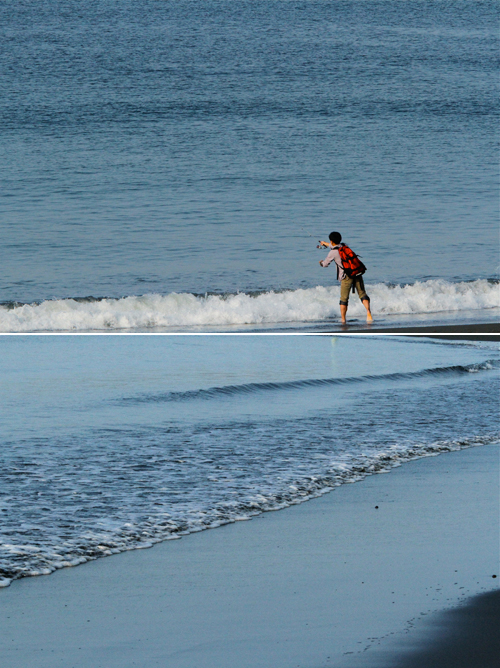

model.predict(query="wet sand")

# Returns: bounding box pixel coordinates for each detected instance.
[0,441,498,668]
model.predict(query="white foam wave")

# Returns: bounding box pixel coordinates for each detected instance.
[0,279,498,332]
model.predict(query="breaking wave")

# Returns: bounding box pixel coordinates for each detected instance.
[0,279,498,332]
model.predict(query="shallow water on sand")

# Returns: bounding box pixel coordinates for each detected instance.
[1,335,498,586]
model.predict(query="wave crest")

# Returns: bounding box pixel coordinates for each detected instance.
[123,360,499,404]
[0,279,498,332]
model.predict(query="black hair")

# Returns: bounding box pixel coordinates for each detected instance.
[329,231,342,244]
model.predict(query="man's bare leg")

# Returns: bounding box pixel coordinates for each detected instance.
[340,303,348,324]
[362,298,373,322]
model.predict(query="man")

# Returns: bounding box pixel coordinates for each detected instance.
[319,231,373,324]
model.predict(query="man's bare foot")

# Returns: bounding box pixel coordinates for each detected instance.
[367,314,373,323]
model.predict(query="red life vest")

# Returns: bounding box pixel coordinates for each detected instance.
[338,243,366,278]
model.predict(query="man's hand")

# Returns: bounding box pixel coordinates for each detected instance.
[319,261,324,266]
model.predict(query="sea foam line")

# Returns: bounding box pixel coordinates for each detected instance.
[0,279,498,332]
[0,433,497,588]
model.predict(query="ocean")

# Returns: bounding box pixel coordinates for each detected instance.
[1,334,498,587]
[1,0,498,331]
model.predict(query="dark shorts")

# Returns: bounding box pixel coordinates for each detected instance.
[340,276,369,305]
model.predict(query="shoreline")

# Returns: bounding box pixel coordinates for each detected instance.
[1,323,498,337]
[1,441,498,668]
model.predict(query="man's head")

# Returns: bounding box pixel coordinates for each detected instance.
[329,231,342,245]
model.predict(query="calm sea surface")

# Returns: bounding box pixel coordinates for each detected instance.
[0,335,499,586]
[0,1,498,330]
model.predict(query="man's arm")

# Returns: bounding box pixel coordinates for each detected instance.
[320,248,340,268]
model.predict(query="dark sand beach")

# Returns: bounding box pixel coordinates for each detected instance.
[341,323,500,337]
[1,441,497,668]
[371,589,500,668]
